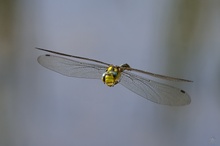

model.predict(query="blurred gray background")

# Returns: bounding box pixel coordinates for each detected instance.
[1,0,220,146]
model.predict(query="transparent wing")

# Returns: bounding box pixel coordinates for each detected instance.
[37,54,107,79]
[120,71,191,106]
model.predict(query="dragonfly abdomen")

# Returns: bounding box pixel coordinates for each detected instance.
[102,65,122,87]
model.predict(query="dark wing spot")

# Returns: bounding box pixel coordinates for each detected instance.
[45,54,50,56]
[180,90,186,94]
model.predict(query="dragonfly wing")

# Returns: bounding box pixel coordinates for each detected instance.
[37,54,107,79]
[120,71,191,106]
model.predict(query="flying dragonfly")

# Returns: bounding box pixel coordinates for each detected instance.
[36,48,192,106]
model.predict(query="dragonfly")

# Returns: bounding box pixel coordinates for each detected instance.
[36,48,192,106]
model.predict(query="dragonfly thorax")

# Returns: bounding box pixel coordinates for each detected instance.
[102,65,122,87]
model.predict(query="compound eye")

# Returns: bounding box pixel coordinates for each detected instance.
[121,63,130,68]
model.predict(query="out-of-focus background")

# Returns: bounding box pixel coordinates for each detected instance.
[1,0,220,146]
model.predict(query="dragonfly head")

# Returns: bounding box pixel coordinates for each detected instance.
[120,63,130,68]
[102,65,122,87]
[120,63,131,71]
